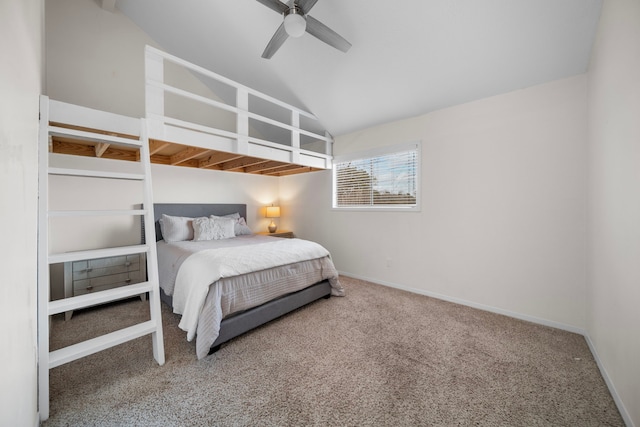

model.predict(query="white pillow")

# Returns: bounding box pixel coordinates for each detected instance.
[235,217,253,236]
[193,217,236,241]
[221,212,240,219]
[211,214,253,236]
[159,214,195,243]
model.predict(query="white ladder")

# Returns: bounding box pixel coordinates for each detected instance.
[37,96,165,421]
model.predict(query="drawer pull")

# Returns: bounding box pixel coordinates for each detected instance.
[125,262,131,267]
[125,279,132,283]
[86,286,93,291]
[86,268,93,273]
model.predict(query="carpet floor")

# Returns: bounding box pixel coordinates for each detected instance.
[43,276,624,426]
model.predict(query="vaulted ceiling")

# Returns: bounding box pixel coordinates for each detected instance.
[114,0,602,137]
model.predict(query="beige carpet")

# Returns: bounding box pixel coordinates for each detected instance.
[44,276,623,426]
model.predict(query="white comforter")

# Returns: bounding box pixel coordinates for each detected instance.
[173,238,341,343]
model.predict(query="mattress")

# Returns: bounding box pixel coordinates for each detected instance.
[156,235,343,358]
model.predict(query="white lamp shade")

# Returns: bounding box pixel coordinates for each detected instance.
[266,206,281,218]
[284,13,306,38]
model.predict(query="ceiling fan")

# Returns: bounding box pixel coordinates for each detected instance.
[256,0,352,59]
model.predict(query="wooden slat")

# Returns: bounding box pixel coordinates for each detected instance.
[95,142,110,157]
[170,146,210,165]
[245,160,289,174]
[149,139,171,155]
[52,139,139,162]
[262,164,314,176]
[260,163,302,174]
[179,159,201,168]
[221,156,268,171]
[199,151,243,169]
[271,166,320,176]
[150,154,170,165]
[51,139,95,157]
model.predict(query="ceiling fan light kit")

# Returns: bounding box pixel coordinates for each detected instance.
[256,0,351,59]
[284,6,306,37]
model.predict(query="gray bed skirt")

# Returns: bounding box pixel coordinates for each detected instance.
[160,280,331,352]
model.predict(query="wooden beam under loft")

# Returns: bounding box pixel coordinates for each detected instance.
[48,124,324,176]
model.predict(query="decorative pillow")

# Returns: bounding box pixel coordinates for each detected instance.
[193,217,236,241]
[159,214,195,243]
[210,213,253,236]
[221,212,241,219]
[235,217,253,236]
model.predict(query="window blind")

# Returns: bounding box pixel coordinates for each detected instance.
[334,144,419,209]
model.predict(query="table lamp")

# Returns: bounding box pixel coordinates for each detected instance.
[266,206,280,233]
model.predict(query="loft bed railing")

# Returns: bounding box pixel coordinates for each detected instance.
[144,46,333,170]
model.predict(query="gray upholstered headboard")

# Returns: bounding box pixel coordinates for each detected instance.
[152,203,247,242]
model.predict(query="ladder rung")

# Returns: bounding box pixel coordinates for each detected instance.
[49,209,146,218]
[49,125,142,148]
[48,167,145,181]
[48,282,153,315]
[49,320,158,369]
[48,244,148,264]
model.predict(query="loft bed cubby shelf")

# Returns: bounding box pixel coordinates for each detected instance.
[49,46,333,176]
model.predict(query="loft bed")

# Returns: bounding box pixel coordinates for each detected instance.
[48,46,333,176]
[42,47,342,359]
[41,95,345,359]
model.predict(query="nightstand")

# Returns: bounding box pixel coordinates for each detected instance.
[63,253,147,320]
[257,230,294,238]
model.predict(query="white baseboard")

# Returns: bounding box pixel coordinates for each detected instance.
[339,271,634,427]
[340,271,586,335]
[584,334,635,427]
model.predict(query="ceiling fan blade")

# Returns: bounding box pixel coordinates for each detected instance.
[255,0,288,14]
[297,0,319,15]
[305,15,351,53]
[262,23,289,59]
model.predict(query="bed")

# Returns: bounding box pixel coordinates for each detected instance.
[152,203,344,359]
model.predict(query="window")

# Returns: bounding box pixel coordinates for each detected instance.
[333,141,420,210]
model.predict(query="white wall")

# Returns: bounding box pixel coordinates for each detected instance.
[0,0,41,425]
[283,75,588,331]
[587,0,640,425]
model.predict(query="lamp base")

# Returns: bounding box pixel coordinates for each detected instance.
[268,221,277,233]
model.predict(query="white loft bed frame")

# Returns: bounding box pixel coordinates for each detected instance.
[39,47,333,421]
[144,45,333,170]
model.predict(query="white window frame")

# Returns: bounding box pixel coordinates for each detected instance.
[332,141,421,212]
